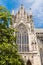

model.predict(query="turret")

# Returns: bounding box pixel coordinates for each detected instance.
[20,4,24,9]
[29,8,32,16]
[29,8,34,32]
[20,4,24,18]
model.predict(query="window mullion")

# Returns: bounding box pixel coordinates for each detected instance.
[21,33,22,52]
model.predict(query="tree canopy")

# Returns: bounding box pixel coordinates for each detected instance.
[0,6,12,27]
[0,6,25,65]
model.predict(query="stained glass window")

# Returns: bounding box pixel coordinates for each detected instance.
[16,24,29,52]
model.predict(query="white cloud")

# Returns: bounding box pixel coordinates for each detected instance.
[23,0,34,3]
[31,0,42,10]
[31,0,43,16]
[37,7,43,18]
[18,0,34,5]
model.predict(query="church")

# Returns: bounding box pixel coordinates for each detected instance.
[11,4,43,65]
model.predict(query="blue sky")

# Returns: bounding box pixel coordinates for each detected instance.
[0,0,43,28]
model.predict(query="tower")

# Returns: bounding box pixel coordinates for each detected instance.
[12,5,41,65]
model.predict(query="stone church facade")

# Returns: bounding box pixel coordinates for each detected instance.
[11,5,42,65]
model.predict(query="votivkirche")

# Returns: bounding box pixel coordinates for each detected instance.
[11,4,43,65]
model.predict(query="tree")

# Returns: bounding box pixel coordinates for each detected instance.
[19,58,25,65]
[0,6,25,65]
[0,6,15,44]
[0,6,12,28]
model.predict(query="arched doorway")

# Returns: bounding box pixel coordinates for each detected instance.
[27,60,32,65]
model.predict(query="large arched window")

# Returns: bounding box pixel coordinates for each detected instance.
[16,24,29,52]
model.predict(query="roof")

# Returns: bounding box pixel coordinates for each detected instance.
[34,28,43,33]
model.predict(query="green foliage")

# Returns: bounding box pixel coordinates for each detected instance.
[0,42,21,65]
[19,59,25,65]
[0,27,16,44]
[0,6,25,65]
[0,6,12,27]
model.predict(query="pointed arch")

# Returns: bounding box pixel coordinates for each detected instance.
[27,59,32,65]
[16,23,29,52]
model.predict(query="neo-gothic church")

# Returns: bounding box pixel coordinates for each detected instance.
[11,5,41,65]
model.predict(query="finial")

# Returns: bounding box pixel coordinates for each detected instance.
[20,0,24,8]
[29,8,32,15]
[30,8,31,10]
[12,9,15,15]
[20,4,24,9]
[21,4,23,7]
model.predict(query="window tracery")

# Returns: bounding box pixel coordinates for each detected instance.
[16,24,29,52]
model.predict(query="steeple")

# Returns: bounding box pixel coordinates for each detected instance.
[21,4,23,7]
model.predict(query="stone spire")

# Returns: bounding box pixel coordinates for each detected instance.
[20,4,24,9]
[29,8,32,16]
